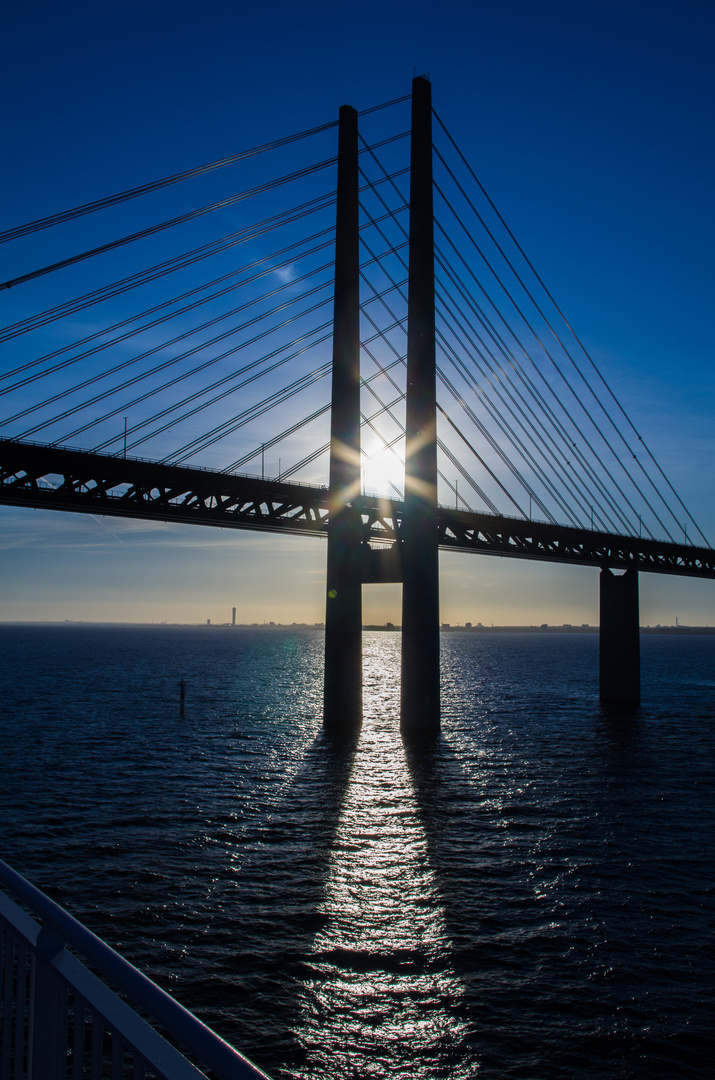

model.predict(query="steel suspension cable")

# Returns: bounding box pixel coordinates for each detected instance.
[435,319,582,526]
[357,133,411,216]
[433,110,709,547]
[434,245,632,533]
[357,228,531,518]
[358,94,411,116]
[358,136,631,530]
[436,273,631,535]
[436,360,551,521]
[356,225,526,515]
[0,121,340,245]
[2,157,339,291]
[435,273,627,533]
[359,327,406,397]
[103,326,335,455]
[128,283,409,460]
[9,274,335,432]
[435,316,578,526]
[433,215,668,540]
[240,356,407,480]
[435,431,500,515]
[0,168,407,347]
[434,165,684,543]
[280,427,403,497]
[434,174,671,534]
[0,237,336,394]
[357,220,542,517]
[435,366,528,518]
[434,183,668,529]
[2,214,408,415]
[4,255,336,415]
[51,299,334,448]
[223,404,332,474]
[0,101,405,247]
[166,361,333,465]
[0,191,337,343]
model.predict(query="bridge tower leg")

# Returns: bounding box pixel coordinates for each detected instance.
[324,104,363,733]
[400,76,441,736]
[599,567,641,705]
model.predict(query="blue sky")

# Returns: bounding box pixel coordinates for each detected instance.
[1,0,713,625]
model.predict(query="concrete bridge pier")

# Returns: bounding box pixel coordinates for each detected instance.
[599,567,641,705]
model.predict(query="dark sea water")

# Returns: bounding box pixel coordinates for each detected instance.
[0,624,713,1079]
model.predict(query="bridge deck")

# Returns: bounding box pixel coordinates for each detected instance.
[2,439,713,579]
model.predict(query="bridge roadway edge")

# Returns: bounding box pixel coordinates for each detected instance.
[1,439,713,580]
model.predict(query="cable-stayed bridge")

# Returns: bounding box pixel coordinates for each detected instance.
[1,77,712,732]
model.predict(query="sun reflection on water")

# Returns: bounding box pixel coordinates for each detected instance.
[289,633,473,1078]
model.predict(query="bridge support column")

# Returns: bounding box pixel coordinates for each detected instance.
[324,104,362,733]
[599,567,640,705]
[401,76,440,737]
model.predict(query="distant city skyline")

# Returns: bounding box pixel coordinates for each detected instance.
[1,510,711,627]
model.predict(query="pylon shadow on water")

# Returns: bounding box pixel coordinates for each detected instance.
[193,727,359,1075]
[595,701,644,756]
[400,733,491,1072]
[598,701,642,722]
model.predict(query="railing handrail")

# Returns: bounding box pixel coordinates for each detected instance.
[0,857,272,1080]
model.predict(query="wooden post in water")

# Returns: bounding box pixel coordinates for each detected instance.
[400,76,441,736]
[599,567,641,704]
[324,104,363,733]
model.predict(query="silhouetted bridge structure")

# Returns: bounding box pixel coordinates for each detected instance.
[1,78,712,733]
[3,440,712,579]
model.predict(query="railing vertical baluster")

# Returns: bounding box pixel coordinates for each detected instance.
[13,940,28,1080]
[72,993,87,1079]
[1,926,12,1080]
[132,1057,147,1080]
[28,927,67,1080]
[110,1032,124,1080]
[90,1012,103,1080]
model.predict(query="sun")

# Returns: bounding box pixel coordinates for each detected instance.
[362,442,404,499]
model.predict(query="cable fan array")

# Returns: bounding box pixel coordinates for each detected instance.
[0,93,707,547]
[428,111,708,546]
[0,97,410,486]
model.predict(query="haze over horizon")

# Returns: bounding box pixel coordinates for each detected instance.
[2,0,713,628]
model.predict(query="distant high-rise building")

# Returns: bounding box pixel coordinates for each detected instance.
[232,607,236,626]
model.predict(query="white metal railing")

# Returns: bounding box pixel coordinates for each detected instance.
[0,858,272,1080]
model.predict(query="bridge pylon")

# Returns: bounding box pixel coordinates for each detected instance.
[323,79,442,736]
[323,104,363,733]
[400,76,441,736]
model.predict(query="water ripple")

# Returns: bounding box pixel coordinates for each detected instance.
[0,626,713,1078]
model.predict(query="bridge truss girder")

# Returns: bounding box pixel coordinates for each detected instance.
[438,509,715,577]
[0,440,332,538]
[1,439,714,580]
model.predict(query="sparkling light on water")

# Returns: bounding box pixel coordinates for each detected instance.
[292,635,473,1077]
[0,626,713,1079]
